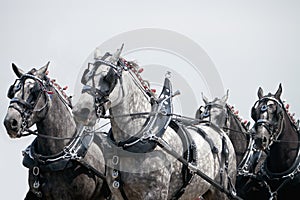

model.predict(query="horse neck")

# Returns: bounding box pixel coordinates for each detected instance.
[109,71,151,142]
[267,111,300,172]
[36,89,76,155]
[227,110,247,138]
[226,108,249,163]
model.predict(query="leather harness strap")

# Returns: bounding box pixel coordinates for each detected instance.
[22,128,108,198]
[169,120,197,200]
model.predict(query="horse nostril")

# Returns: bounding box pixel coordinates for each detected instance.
[254,137,263,148]
[263,137,268,145]
[11,119,18,128]
[4,118,18,132]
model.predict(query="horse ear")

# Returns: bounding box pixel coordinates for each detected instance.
[274,83,282,99]
[94,47,102,59]
[202,92,209,104]
[258,87,264,99]
[221,89,229,103]
[38,61,50,75]
[109,43,124,63]
[12,63,24,78]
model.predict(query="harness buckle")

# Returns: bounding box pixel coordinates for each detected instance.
[112,169,119,178]
[219,168,224,175]
[35,191,42,198]
[33,180,40,189]
[112,180,120,188]
[112,155,119,165]
[142,130,153,140]
[33,166,40,176]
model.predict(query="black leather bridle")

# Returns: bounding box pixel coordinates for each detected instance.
[251,96,284,150]
[80,54,127,118]
[7,73,50,137]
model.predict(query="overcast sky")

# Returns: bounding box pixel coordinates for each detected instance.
[1,1,300,199]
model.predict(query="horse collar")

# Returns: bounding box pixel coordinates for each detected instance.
[107,77,173,153]
[261,134,300,180]
[22,127,94,172]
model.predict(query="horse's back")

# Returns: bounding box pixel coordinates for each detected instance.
[192,124,237,200]
[165,123,236,200]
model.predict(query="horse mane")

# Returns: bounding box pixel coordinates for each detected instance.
[48,75,73,108]
[226,103,250,130]
[121,58,156,97]
[282,102,299,131]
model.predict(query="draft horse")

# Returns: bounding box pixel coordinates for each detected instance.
[242,84,300,200]
[195,91,267,198]
[4,63,108,200]
[195,90,251,167]
[72,46,240,200]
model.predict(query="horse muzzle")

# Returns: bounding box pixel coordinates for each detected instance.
[3,109,23,138]
[72,106,97,126]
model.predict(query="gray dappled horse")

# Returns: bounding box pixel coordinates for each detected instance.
[195,90,251,167]
[3,63,108,200]
[240,84,300,200]
[72,46,238,200]
[195,91,266,198]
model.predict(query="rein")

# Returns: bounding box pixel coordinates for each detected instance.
[21,128,79,140]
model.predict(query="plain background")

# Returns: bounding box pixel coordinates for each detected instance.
[1,1,300,199]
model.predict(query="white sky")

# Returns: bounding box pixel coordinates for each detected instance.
[1,0,300,199]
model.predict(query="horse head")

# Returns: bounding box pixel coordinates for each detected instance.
[4,62,52,138]
[196,90,229,128]
[251,84,284,151]
[73,45,128,126]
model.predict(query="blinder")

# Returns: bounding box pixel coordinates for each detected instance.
[200,106,210,119]
[251,100,259,121]
[8,74,49,115]
[7,79,22,99]
[7,84,15,99]
[81,52,114,85]
[104,67,118,94]
[81,63,94,85]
